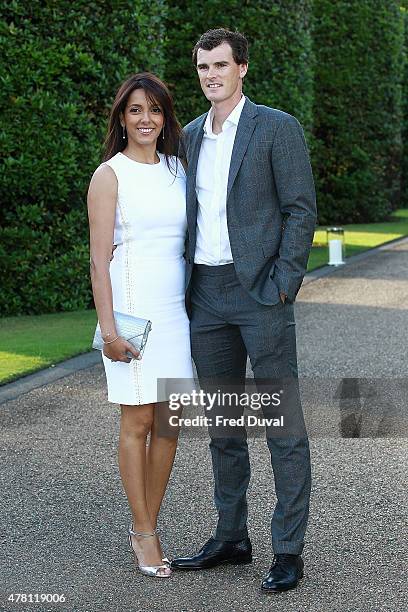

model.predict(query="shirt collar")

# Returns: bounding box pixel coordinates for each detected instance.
[203,95,246,137]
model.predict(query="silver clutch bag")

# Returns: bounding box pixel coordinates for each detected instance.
[92,311,152,359]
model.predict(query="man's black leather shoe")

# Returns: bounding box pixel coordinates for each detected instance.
[171,537,252,570]
[261,554,304,592]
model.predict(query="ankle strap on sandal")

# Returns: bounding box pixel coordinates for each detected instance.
[129,525,156,538]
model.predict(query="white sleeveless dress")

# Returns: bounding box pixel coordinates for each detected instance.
[100,151,194,405]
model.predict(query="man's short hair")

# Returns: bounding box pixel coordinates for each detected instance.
[192,28,249,66]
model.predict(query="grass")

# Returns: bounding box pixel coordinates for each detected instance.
[0,310,97,384]
[1,209,407,385]
[307,208,408,270]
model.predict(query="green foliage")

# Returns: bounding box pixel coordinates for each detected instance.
[1,1,407,317]
[402,7,408,206]
[0,0,166,315]
[312,0,405,223]
[163,1,314,131]
[0,204,88,314]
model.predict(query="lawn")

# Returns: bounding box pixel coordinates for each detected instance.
[1,209,407,385]
[308,208,408,270]
[0,310,97,384]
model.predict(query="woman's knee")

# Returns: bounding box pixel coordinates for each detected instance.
[120,405,154,439]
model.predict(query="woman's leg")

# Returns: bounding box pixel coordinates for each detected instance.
[146,402,180,528]
[119,403,169,571]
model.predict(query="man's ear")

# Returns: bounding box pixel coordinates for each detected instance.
[240,63,248,79]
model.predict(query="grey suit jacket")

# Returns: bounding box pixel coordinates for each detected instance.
[181,97,317,305]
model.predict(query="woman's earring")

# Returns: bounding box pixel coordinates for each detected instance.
[122,126,126,140]
[162,125,165,140]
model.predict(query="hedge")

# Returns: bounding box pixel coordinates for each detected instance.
[163,0,314,131]
[1,1,407,316]
[312,0,405,224]
[0,0,166,315]
[402,6,408,206]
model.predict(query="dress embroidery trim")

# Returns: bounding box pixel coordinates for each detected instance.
[114,162,143,405]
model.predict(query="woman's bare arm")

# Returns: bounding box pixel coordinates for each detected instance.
[87,164,118,338]
[87,164,139,361]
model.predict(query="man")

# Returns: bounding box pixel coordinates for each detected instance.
[171,29,317,593]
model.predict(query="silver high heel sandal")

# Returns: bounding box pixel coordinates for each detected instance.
[128,524,172,578]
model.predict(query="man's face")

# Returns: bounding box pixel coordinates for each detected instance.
[196,42,248,104]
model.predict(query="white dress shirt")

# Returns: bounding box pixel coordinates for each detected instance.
[194,95,246,265]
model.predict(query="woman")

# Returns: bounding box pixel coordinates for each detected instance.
[87,73,193,578]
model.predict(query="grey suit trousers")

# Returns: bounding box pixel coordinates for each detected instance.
[190,263,311,555]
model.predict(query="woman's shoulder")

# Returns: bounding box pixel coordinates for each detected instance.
[102,152,123,170]
[94,152,128,185]
[88,162,118,201]
[92,158,117,177]
[88,155,121,194]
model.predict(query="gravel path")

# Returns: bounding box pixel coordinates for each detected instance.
[1,240,407,612]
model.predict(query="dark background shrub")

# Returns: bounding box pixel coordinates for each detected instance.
[402,5,408,207]
[163,0,314,131]
[0,0,166,315]
[312,0,405,224]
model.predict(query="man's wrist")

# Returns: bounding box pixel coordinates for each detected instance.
[279,292,287,303]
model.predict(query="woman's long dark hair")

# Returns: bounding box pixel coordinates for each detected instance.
[103,73,181,174]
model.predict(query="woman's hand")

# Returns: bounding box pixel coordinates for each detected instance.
[103,337,140,363]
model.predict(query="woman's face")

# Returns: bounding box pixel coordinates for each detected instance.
[120,89,164,148]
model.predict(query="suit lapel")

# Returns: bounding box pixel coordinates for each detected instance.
[187,116,206,185]
[186,114,206,246]
[227,99,258,201]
